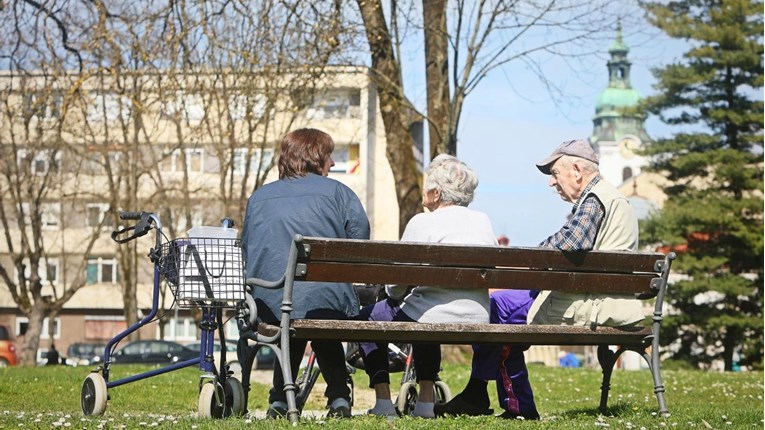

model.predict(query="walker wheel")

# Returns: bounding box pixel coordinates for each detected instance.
[81,373,108,416]
[396,381,417,416]
[198,382,226,419]
[223,377,245,417]
[435,380,452,405]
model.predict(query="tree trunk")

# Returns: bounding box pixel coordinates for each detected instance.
[356,0,423,235]
[19,304,46,366]
[423,0,452,158]
[722,326,739,372]
[120,243,139,340]
[121,78,142,338]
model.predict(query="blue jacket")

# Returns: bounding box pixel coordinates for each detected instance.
[241,173,370,322]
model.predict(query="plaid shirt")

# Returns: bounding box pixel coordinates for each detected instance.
[538,175,605,251]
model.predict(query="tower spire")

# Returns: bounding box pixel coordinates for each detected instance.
[607,21,631,89]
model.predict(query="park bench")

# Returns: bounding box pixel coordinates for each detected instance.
[238,235,675,423]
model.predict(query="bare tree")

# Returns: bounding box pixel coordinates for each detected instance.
[192,0,346,221]
[356,0,424,236]
[2,0,362,361]
[0,1,107,363]
[425,0,631,157]
[354,0,641,229]
[422,0,450,159]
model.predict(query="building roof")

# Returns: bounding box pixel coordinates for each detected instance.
[592,25,651,145]
[618,172,669,213]
[595,87,642,115]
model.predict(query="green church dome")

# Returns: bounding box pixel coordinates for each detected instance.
[595,87,642,115]
[591,23,651,144]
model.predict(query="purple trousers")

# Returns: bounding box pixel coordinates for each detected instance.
[472,290,538,417]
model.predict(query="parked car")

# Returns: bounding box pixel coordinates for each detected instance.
[253,342,276,370]
[36,349,64,366]
[66,343,105,367]
[111,340,197,365]
[0,324,18,367]
[184,340,276,373]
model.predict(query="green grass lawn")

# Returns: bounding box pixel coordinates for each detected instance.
[0,362,761,429]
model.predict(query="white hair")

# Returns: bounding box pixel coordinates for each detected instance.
[424,154,479,206]
[558,155,599,175]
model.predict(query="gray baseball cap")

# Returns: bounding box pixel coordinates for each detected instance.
[536,139,599,175]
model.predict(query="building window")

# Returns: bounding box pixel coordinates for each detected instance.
[17,149,61,175]
[162,93,205,123]
[86,204,113,228]
[19,203,60,230]
[329,143,360,174]
[88,93,131,123]
[88,151,122,175]
[160,148,204,173]
[622,167,633,182]
[162,317,198,342]
[16,316,60,339]
[229,94,268,121]
[24,91,63,120]
[84,316,126,340]
[86,258,119,284]
[306,89,361,120]
[18,258,59,285]
[232,148,274,175]
[224,320,239,341]
[167,205,204,233]
[41,203,61,230]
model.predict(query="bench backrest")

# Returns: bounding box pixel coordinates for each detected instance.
[292,236,667,297]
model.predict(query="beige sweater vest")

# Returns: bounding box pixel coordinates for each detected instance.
[528,178,644,327]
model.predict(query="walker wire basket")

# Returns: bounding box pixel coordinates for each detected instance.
[158,237,245,309]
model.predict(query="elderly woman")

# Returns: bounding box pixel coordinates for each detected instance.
[359,154,496,418]
[242,128,370,419]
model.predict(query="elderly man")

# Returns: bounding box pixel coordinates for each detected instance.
[435,139,643,420]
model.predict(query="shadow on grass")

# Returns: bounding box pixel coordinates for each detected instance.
[557,402,635,418]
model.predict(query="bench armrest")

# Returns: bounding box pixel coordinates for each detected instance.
[245,275,286,290]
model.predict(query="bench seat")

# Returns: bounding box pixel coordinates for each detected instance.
[279,320,653,345]
[238,235,675,423]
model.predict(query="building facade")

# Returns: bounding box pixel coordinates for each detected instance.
[0,66,419,363]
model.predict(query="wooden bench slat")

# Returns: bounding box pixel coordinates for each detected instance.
[298,262,659,294]
[289,320,652,346]
[301,237,663,273]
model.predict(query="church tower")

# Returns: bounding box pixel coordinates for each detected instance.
[590,24,651,188]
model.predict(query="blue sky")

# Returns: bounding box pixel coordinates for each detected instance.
[401,22,686,246]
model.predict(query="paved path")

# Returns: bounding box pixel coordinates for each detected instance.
[245,369,377,417]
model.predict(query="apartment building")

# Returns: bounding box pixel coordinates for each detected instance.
[0,66,420,362]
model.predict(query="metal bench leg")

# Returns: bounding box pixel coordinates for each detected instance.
[605,342,670,418]
[596,345,619,414]
[279,331,300,423]
[642,342,669,416]
[281,237,301,424]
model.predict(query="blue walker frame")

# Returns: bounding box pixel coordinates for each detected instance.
[80,211,245,418]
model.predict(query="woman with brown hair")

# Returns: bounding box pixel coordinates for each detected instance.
[242,128,370,419]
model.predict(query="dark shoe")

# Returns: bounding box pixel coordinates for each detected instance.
[498,410,540,420]
[266,402,288,419]
[434,392,493,417]
[327,398,352,418]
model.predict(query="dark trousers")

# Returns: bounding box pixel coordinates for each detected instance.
[358,298,440,387]
[268,309,352,405]
[268,339,351,405]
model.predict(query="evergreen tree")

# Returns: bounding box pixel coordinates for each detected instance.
[639,0,763,371]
